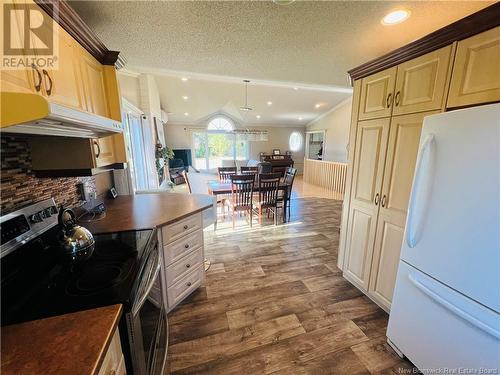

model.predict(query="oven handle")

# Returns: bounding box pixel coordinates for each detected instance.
[132,247,161,316]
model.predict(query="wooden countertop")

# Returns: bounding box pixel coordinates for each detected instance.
[82,192,214,234]
[1,304,122,375]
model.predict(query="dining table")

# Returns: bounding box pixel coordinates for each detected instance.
[207,180,290,223]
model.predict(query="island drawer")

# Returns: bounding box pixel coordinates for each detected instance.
[163,229,203,265]
[162,213,202,244]
[166,246,204,286]
[167,265,204,308]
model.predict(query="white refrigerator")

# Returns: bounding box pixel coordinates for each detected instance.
[387,104,500,371]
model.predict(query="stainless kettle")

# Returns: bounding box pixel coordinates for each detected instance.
[58,207,95,262]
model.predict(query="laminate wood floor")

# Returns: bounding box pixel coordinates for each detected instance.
[166,197,416,374]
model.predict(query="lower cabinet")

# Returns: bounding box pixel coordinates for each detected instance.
[159,212,205,312]
[98,328,126,375]
[343,111,433,311]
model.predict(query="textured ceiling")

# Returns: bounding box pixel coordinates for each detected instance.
[144,72,352,125]
[71,1,491,87]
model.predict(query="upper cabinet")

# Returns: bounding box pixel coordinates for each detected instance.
[358,46,453,120]
[0,0,121,122]
[447,27,500,108]
[392,46,452,116]
[359,67,397,120]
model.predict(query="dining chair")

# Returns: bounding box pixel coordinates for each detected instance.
[254,173,281,225]
[229,174,255,229]
[218,167,237,183]
[240,166,258,181]
[277,167,297,222]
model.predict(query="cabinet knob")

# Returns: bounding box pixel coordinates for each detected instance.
[184,244,189,249]
[186,264,191,268]
[183,225,189,230]
[187,282,192,287]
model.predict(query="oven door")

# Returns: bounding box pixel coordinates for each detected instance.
[127,243,167,375]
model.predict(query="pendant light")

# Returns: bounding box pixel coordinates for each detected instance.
[239,80,253,112]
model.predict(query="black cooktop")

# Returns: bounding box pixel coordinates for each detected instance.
[1,226,155,326]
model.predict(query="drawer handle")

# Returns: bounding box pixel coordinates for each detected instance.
[184,244,189,249]
[187,282,192,287]
[186,264,191,268]
[31,64,42,92]
[183,225,189,230]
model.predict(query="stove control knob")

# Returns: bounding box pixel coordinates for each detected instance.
[43,208,53,217]
[29,213,43,223]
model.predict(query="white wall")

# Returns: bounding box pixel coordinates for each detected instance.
[117,73,141,108]
[306,97,352,163]
[164,123,306,173]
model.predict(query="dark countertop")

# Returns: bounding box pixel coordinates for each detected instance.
[1,304,123,375]
[81,192,214,234]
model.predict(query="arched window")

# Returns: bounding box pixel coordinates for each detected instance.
[207,117,234,132]
[289,131,303,152]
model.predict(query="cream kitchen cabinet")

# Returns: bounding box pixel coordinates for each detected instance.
[97,328,126,375]
[158,212,205,312]
[392,46,452,115]
[79,49,111,118]
[343,117,390,290]
[367,111,436,310]
[358,67,397,120]
[0,0,39,94]
[447,26,500,108]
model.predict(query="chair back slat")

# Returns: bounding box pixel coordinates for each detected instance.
[258,173,281,207]
[230,174,254,209]
[240,166,258,182]
[218,167,237,183]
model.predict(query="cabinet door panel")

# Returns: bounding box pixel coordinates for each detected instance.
[44,28,85,109]
[80,49,110,117]
[447,27,500,108]
[359,67,396,120]
[343,118,390,291]
[95,135,116,167]
[393,46,452,115]
[368,112,434,310]
[0,1,36,93]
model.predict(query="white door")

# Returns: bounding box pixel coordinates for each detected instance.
[401,104,500,312]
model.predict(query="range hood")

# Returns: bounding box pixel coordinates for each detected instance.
[0,92,123,138]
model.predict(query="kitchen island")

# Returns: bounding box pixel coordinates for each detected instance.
[1,305,123,375]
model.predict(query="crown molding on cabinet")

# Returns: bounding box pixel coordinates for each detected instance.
[348,3,500,83]
[34,0,119,66]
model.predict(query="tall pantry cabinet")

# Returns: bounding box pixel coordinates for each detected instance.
[340,22,500,312]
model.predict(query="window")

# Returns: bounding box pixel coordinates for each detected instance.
[289,131,303,152]
[207,117,234,132]
[192,116,249,170]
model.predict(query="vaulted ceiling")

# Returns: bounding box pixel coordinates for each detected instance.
[71,1,491,125]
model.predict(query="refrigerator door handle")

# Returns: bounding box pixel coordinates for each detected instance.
[406,134,435,248]
[408,273,500,340]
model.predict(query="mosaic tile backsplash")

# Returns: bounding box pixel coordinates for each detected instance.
[1,136,95,214]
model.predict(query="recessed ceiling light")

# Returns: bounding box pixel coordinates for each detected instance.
[382,9,411,25]
[267,101,272,106]
[293,87,299,91]
[315,103,321,109]
[182,96,189,100]
[184,112,189,116]
[298,116,303,121]
[256,115,261,119]
[181,77,188,81]
[272,0,295,5]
